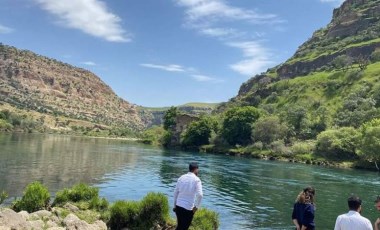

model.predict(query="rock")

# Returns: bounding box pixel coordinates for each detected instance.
[46,220,58,228]
[18,211,29,221]
[0,226,11,230]
[63,203,79,212]
[29,219,44,229]
[0,208,31,230]
[93,220,107,230]
[46,227,65,230]
[32,210,52,218]
[63,213,80,225]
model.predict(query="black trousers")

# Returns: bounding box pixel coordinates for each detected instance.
[175,205,194,230]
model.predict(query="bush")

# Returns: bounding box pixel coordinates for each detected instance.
[190,208,220,230]
[315,127,361,160]
[53,183,99,206]
[291,141,315,155]
[269,140,290,156]
[139,192,170,228]
[181,117,217,148]
[0,191,8,206]
[252,116,287,146]
[161,130,173,147]
[141,126,166,145]
[109,201,140,230]
[12,182,50,212]
[221,106,260,145]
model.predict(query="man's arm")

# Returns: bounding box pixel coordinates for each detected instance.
[194,180,203,209]
[173,180,179,211]
[334,216,341,230]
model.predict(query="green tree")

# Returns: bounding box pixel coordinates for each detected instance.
[360,126,380,167]
[221,106,260,145]
[163,107,178,130]
[181,116,217,148]
[252,116,287,146]
[315,127,361,160]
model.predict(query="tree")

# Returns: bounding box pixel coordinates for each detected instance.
[163,107,178,130]
[221,106,260,145]
[315,127,361,160]
[359,119,380,168]
[181,116,217,148]
[331,55,352,71]
[252,116,287,146]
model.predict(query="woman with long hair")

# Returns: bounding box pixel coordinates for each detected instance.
[292,186,316,230]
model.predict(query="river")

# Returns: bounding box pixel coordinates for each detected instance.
[0,133,380,229]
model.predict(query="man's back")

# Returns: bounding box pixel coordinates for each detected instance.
[334,211,373,230]
[174,172,203,210]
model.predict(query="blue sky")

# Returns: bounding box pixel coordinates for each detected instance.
[0,0,344,107]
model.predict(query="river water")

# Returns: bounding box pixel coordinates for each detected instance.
[1,133,380,229]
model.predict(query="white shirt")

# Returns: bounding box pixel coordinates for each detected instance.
[334,211,373,230]
[174,172,203,211]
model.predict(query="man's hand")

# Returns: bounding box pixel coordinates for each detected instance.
[173,207,176,213]
[192,207,198,213]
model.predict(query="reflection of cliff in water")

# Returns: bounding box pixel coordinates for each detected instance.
[0,133,139,197]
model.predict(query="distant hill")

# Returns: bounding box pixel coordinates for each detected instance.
[0,44,144,131]
[220,0,380,118]
[140,102,219,127]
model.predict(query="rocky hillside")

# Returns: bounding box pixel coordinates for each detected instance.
[222,0,380,110]
[0,44,144,130]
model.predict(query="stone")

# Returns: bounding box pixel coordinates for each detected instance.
[32,210,52,218]
[46,220,58,228]
[18,211,29,221]
[29,219,44,229]
[93,220,107,230]
[63,213,80,225]
[0,208,31,230]
[46,227,65,230]
[63,203,79,212]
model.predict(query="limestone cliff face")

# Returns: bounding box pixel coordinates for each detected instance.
[234,0,380,100]
[0,44,144,130]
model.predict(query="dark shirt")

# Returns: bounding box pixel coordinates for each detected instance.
[292,202,315,230]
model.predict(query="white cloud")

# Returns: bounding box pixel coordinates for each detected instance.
[35,0,129,42]
[176,0,279,26]
[140,63,186,72]
[191,74,224,83]
[81,61,96,66]
[228,41,274,76]
[0,24,13,34]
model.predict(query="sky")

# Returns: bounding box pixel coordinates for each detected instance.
[0,0,345,107]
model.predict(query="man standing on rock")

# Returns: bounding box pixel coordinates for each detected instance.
[173,162,203,230]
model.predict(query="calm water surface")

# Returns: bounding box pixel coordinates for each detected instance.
[1,133,380,229]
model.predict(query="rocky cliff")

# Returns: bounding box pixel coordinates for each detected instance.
[0,44,144,130]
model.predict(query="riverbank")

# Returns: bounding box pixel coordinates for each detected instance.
[0,182,219,230]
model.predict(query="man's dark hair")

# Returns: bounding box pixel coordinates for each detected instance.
[375,195,380,203]
[189,162,199,172]
[348,195,362,211]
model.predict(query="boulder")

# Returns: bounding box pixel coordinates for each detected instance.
[0,208,31,230]
[63,203,79,212]
[18,211,29,221]
[29,219,44,229]
[46,220,58,228]
[31,210,52,219]
[46,227,65,230]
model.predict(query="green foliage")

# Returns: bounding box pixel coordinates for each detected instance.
[109,200,140,230]
[12,182,50,213]
[0,119,13,131]
[139,192,170,229]
[291,141,316,155]
[141,126,166,145]
[331,55,352,70]
[161,130,173,148]
[163,107,178,130]
[0,191,8,205]
[181,116,217,148]
[335,89,378,128]
[316,127,361,160]
[109,192,170,230]
[190,208,220,230]
[252,116,287,146]
[360,126,380,162]
[221,106,260,145]
[53,183,99,206]
[371,49,380,63]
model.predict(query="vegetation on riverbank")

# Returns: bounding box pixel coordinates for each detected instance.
[0,182,219,230]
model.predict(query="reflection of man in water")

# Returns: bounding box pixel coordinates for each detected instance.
[374,196,380,230]
[173,163,203,230]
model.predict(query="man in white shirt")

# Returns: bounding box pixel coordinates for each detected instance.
[173,162,203,230]
[374,196,380,230]
[334,195,373,230]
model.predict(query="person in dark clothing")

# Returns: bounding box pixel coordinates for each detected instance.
[292,187,316,230]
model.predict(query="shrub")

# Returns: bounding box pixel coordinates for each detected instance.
[0,191,8,205]
[291,141,315,155]
[252,116,287,146]
[221,106,260,145]
[139,192,170,228]
[89,197,109,212]
[181,117,217,148]
[315,127,361,160]
[269,140,290,156]
[109,201,140,230]
[190,208,220,230]
[12,182,50,212]
[161,130,173,147]
[53,183,99,206]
